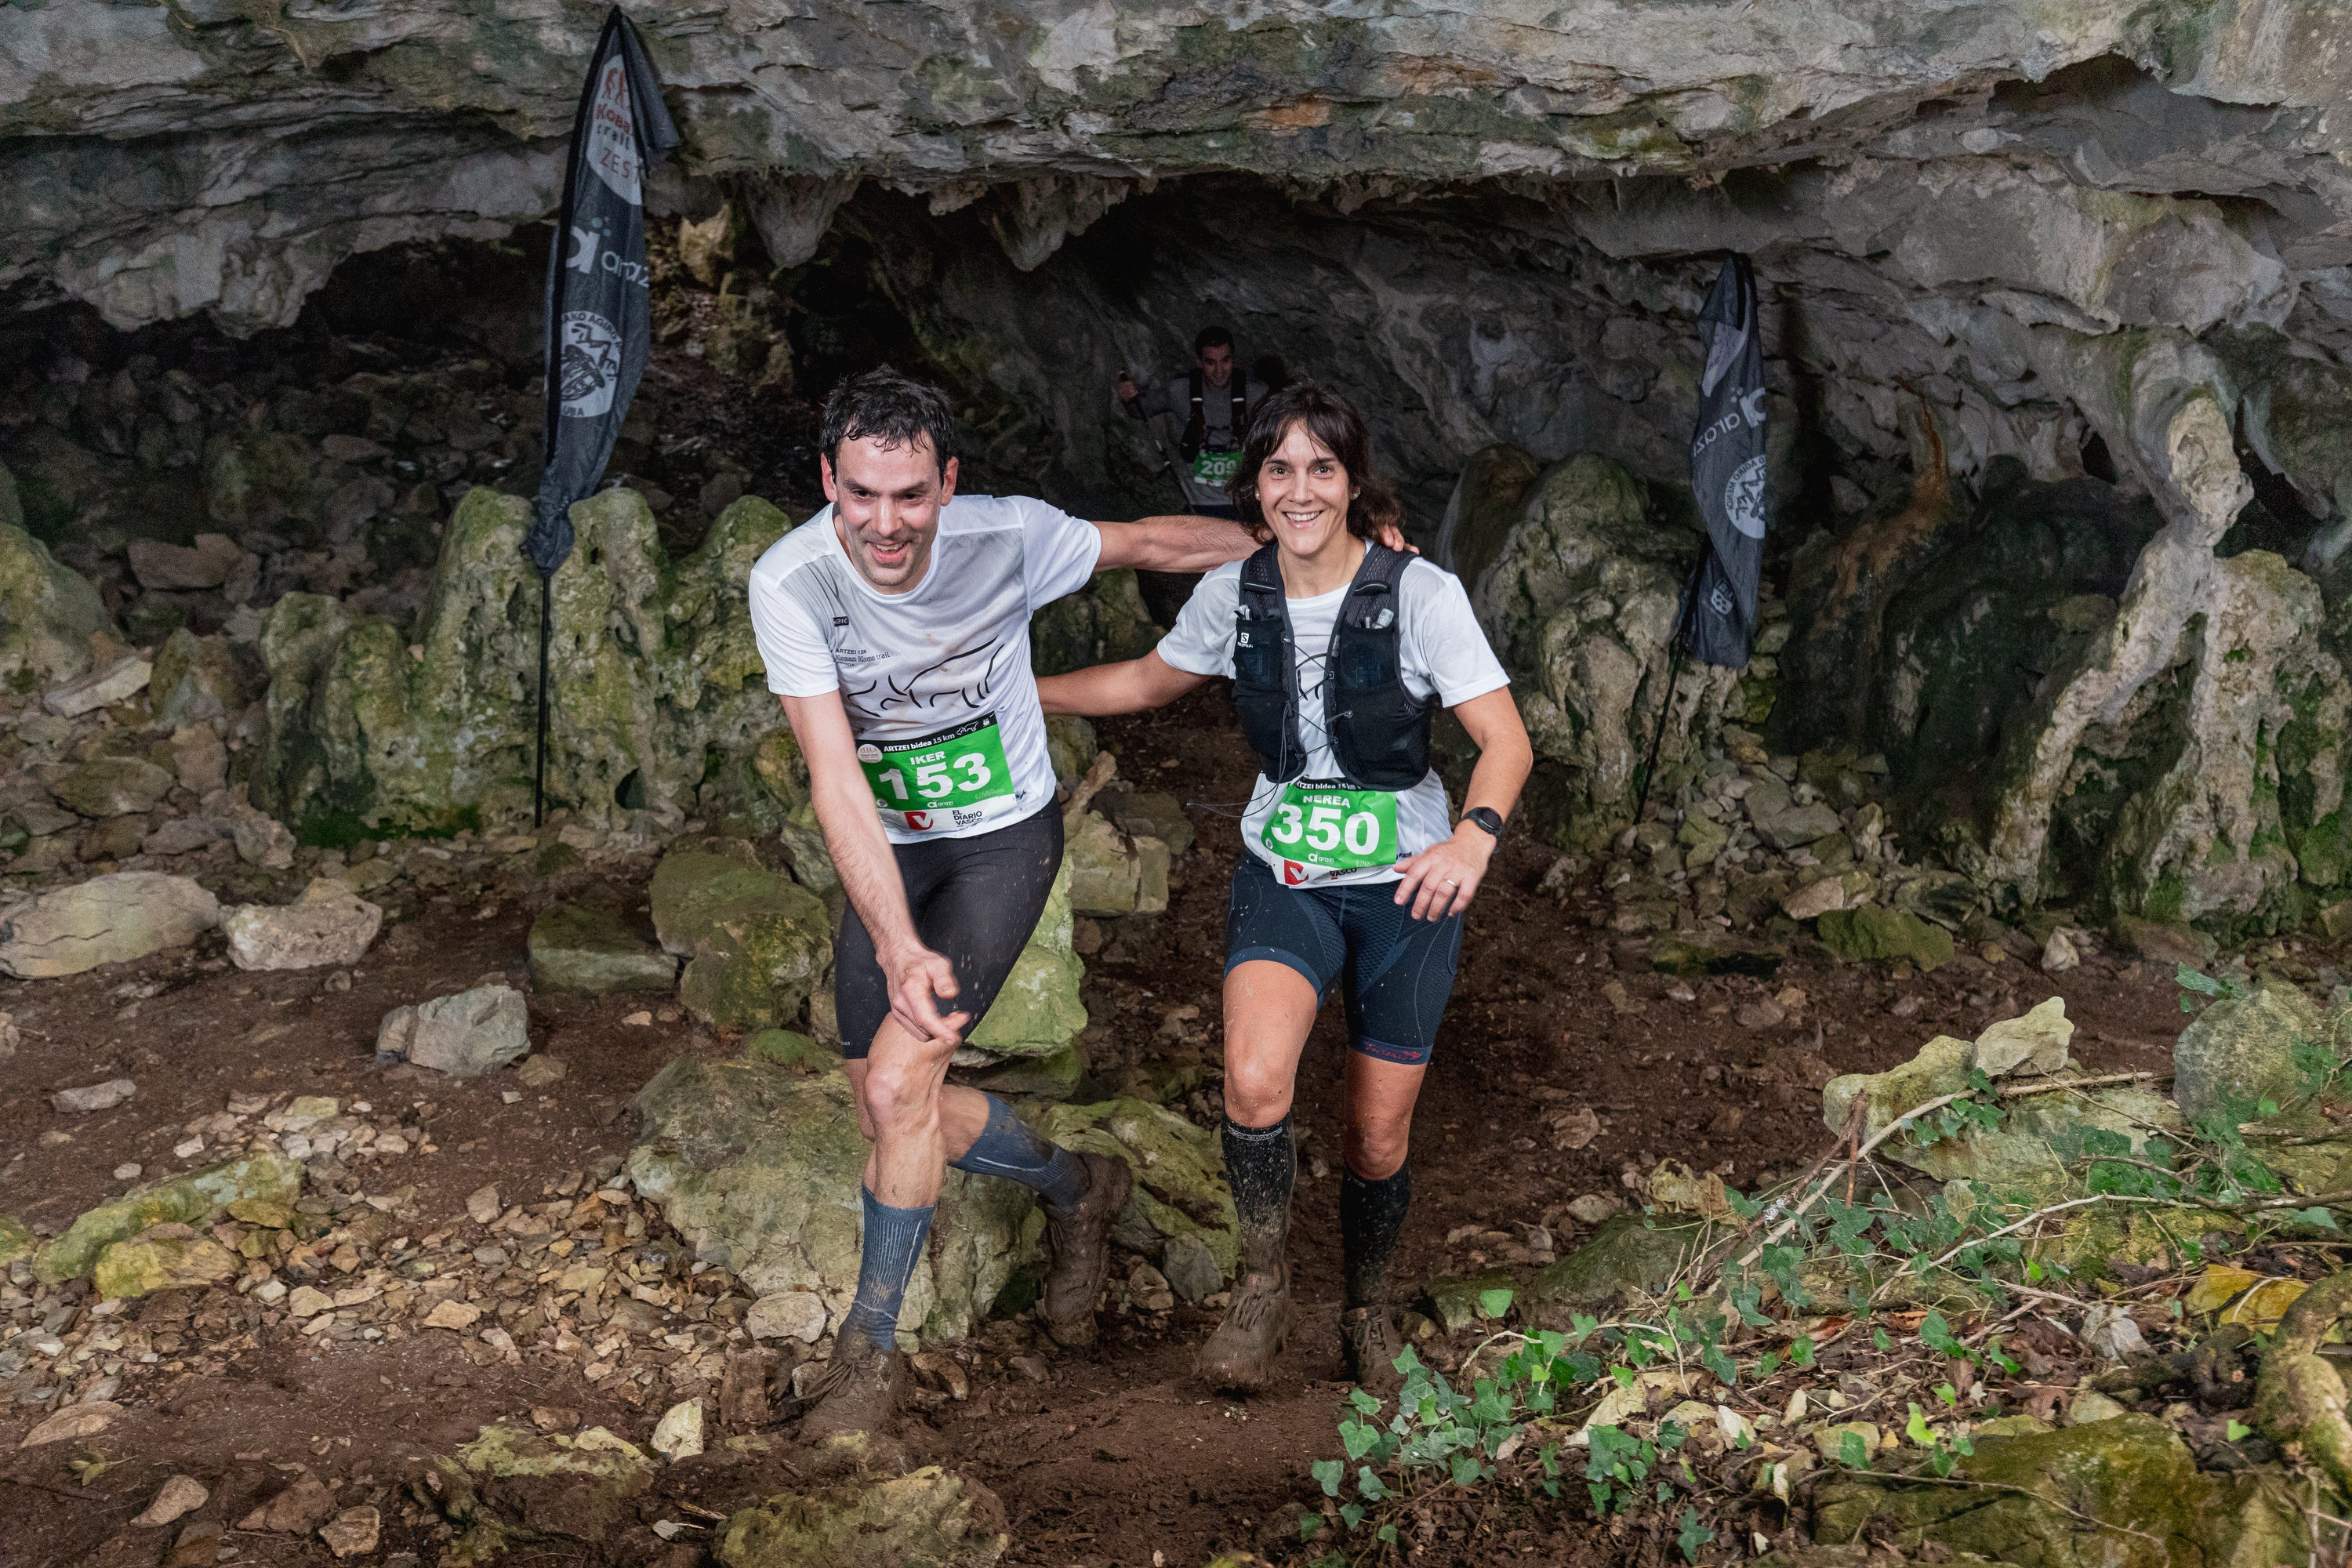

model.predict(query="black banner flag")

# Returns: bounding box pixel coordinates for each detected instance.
[1680,253,1767,670]
[525,9,678,822]
[527,7,679,578]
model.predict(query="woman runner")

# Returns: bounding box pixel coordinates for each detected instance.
[1036,383,1532,1394]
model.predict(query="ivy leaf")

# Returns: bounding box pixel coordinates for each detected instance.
[1840,1429,1870,1469]
[2295,1207,2340,1230]
[1341,1421,1381,1461]
[1377,1524,1399,1544]
[1339,1502,1365,1530]
[1299,1513,1326,1541]
[1451,1454,1485,1486]
[2227,1420,2252,1442]
[1906,1402,1935,1446]
[1356,1466,1388,1501]
[1678,1505,1716,1563]
[1790,1336,1816,1368]
[1478,1288,1515,1320]
[1312,1458,1345,1497]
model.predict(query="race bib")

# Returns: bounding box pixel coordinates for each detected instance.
[858,713,1018,834]
[1192,447,1242,488]
[1260,779,1399,881]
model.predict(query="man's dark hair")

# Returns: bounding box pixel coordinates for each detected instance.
[819,367,956,474]
[1194,325,1235,355]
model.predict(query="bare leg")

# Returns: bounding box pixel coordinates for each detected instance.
[843,1021,993,1208]
[1339,1052,1428,1180]
[1220,960,1319,1123]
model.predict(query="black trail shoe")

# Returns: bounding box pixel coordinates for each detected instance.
[1339,1305,1406,1399]
[794,1333,906,1451]
[1196,1259,1292,1393]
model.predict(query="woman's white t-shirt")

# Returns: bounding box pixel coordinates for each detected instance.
[1154,552,1510,886]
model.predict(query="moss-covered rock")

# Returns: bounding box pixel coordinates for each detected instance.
[93,1232,241,1298]
[962,858,1087,1061]
[256,487,800,839]
[627,1056,1035,1345]
[742,1029,833,1071]
[431,1421,656,1565]
[1031,569,1160,677]
[1525,1214,1713,1323]
[527,905,677,995]
[0,1214,34,1270]
[1805,1414,2305,1568]
[717,1466,1008,1568]
[1031,1098,1239,1279]
[0,517,116,691]
[1816,906,1955,971]
[148,627,263,729]
[2174,982,2330,1123]
[36,1150,303,1283]
[651,849,832,1029]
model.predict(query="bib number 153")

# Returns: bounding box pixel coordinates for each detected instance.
[856,713,1016,831]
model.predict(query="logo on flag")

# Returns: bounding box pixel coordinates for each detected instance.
[557,311,624,418]
[586,61,642,201]
[1725,454,1768,540]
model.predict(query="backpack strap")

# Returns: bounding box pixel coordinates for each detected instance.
[1343,542,1410,630]
[1238,541,1284,613]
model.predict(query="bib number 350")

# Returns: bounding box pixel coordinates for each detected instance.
[1261,780,1398,875]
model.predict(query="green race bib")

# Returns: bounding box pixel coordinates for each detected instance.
[1192,448,1242,487]
[1259,779,1399,878]
[858,713,1018,835]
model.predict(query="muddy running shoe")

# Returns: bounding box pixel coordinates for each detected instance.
[1340,1305,1406,1399]
[1195,1259,1292,1393]
[1039,1152,1134,1348]
[795,1333,906,1450]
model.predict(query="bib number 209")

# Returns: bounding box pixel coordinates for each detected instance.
[858,713,1017,833]
[1261,780,1397,875]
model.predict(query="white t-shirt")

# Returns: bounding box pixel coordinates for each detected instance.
[747,494,1102,843]
[1156,552,1510,885]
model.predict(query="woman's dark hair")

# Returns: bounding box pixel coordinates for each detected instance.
[1229,381,1402,544]
[819,366,956,474]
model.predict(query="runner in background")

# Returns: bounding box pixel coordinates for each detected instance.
[1038,382,1532,1399]
[1117,325,1266,623]
[748,367,1268,1452]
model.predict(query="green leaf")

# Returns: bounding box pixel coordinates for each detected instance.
[1339,1502,1364,1530]
[1571,1312,1601,1343]
[1906,1403,1934,1446]
[1348,1387,1381,1414]
[1678,1505,1716,1563]
[1840,1429,1869,1469]
[2227,1420,2252,1442]
[1936,1382,1959,1409]
[1873,1327,1893,1352]
[1299,1513,1326,1541]
[1312,1458,1345,1497]
[2296,1207,2341,1230]
[1755,1351,1781,1380]
[1356,1466,1388,1501]
[1790,1336,1816,1368]
[1451,1454,1485,1486]
[1377,1524,1399,1544]
[1478,1288,1515,1320]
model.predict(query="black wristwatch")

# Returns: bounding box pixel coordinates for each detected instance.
[1461,806,1505,840]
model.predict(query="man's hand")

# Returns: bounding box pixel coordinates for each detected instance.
[1392,825,1495,921]
[884,942,970,1044]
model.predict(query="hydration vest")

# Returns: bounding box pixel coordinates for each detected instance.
[1232,542,1432,790]
[1181,368,1250,462]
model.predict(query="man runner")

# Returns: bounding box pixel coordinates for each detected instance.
[1116,324,1258,519]
[745,367,1258,1449]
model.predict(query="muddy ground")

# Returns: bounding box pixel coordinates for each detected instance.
[0,685,2201,1568]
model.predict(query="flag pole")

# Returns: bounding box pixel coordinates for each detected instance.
[533,575,554,827]
[1632,549,1704,826]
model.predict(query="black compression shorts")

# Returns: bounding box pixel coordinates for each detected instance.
[834,804,1065,1060]
[1223,851,1464,1066]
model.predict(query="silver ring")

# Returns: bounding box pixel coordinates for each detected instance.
[1443,879,1459,887]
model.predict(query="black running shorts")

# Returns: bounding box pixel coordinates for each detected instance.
[1223,851,1465,1066]
[834,804,1065,1060]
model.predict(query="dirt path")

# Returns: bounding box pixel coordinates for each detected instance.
[1,688,2200,1568]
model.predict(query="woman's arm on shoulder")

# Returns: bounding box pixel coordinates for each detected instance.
[1036,649,1212,717]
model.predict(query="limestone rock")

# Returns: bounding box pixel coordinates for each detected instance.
[20,1403,121,1449]
[256,488,797,839]
[1030,1098,1239,1280]
[148,628,263,728]
[376,985,532,1077]
[129,533,242,590]
[650,1399,705,1461]
[93,1232,241,1298]
[1473,455,1747,849]
[224,878,383,971]
[0,1214,34,1270]
[36,1149,302,1283]
[0,519,115,689]
[651,850,831,1029]
[717,1467,1008,1568]
[1436,441,1546,600]
[432,1422,655,1563]
[318,1507,380,1559]
[1801,1415,2301,1568]
[1112,792,1195,856]
[1816,907,1955,972]
[2176,982,2327,1123]
[1030,569,1160,677]
[52,1078,136,1112]
[131,1475,209,1528]
[627,1056,1036,1345]
[744,1291,827,1343]
[962,857,1087,1062]
[1064,815,1166,916]
[528,904,677,995]
[1971,996,2073,1078]
[44,656,151,719]
[0,873,221,978]
[1044,715,1098,787]
[1526,1214,1711,1323]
